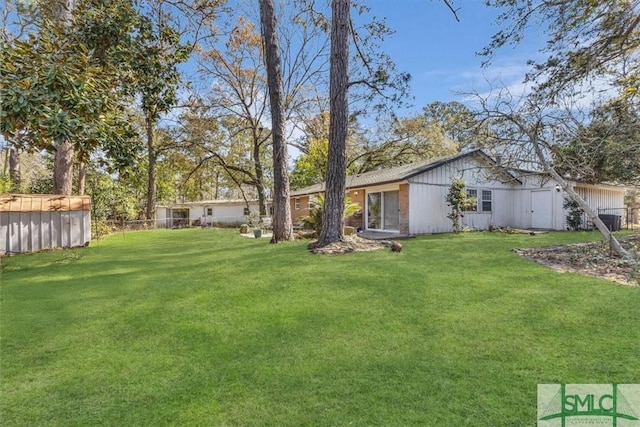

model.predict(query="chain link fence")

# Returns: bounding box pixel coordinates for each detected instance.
[92,215,274,239]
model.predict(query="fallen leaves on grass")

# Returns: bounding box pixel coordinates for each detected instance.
[514,234,640,286]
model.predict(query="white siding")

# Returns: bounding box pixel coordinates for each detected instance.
[574,184,626,226]
[407,182,449,233]
[208,204,249,223]
[575,186,624,211]
[203,202,260,224]
[156,201,264,226]
[498,174,625,230]
[1,210,90,255]
[407,157,519,234]
[156,207,168,226]
[500,174,565,230]
[405,160,628,234]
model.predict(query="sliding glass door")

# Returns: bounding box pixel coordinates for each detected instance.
[367,190,399,231]
[367,193,382,229]
[383,191,399,230]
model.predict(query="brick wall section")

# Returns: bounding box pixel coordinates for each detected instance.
[345,189,365,229]
[399,183,409,235]
[290,195,310,223]
[290,189,369,229]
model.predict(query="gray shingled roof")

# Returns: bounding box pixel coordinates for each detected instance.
[291,150,508,196]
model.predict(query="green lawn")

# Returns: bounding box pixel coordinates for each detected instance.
[1,229,638,426]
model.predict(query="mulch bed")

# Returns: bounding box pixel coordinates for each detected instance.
[308,235,394,254]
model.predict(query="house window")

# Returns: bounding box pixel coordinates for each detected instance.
[308,196,315,208]
[465,189,492,212]
[243,207,250,216]
[269,206,274,215]
[466,189,478,211]
[481,190,492,212]
[294,198,300,210]
[206,208,213,216]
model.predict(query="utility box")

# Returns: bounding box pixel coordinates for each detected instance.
[1,194,92,255]
[598,214,622,232]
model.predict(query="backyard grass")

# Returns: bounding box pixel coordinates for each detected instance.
[1,229,639,426]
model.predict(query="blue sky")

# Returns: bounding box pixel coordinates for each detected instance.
[197,0,545,115]
[365,0,544,113]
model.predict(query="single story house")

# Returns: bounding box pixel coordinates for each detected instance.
[156,199,272,228]
[289,150,626,235]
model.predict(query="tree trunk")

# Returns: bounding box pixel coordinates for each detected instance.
[529,131,629,259]
[318,0,350,246]
[214,171,220,199]
[8,146,20,192]
[77,159,86,195]
[51,0,76,196]
[54,140,74,195]
[145,117,157,222]
[259,0,294,243]
[252,137,267,217]
[198,167,205,200]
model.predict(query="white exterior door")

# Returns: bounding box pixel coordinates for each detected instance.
[531,190,553,229]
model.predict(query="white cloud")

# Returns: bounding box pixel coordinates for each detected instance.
[452,62,620,111]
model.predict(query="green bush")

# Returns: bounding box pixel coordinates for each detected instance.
[299,194,360,236]
[563,197,583,230]
[446,178,477,233]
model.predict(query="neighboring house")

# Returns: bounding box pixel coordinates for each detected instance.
[289,150,626,235]
[156,199,272,228]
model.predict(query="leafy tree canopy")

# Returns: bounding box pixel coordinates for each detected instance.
[0,0,143,170]
[554,99,640,185]
[482,0,639,102]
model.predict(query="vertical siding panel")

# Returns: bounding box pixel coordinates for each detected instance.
[41,211,50,250]
[576,186,624,211]
[65,209,72,247]
[409,156,521,233]
[32,198,39,251]
[28,199,35,252]
[17,198,23,253]
[7,212,14,254]
[0,213,6,254]
[31,211,40,252]
[573,185,625,228]
[56,210,62,248]
[34,199,42,251]
[12,211,19,253]
[52,211,60,249]
[21,212,30,253]
[81,211,87,245]
[37,210,44,252]
[4,213,11,253]
[69,212,79,247]
[48,210,54,250]
[8,211,15,254]
[63,211,69,248]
